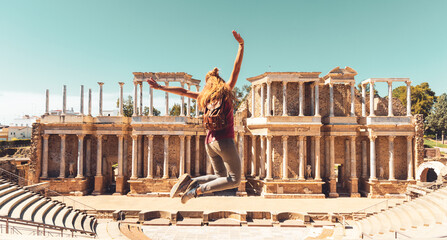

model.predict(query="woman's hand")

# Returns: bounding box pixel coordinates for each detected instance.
[146,77,162,90]
[232,30,244,45]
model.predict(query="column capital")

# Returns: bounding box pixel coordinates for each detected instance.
[369,135,377,141]
[406,81,412,86]
[315,135,321,140]
[117,134,124,140]
[147,135,154,140]
[186,135,192,140]
[389,135,396,141]
[282,135,289,141]
[77,134,85,140]
[266,81,272,86]
[406,135,414,140]
[179,135,185,140]
[163,135,170,140]
[387,81,393,87]
[118,82,125,86]
[59,134,66,139]
[97,82,104,86]
[133,81,139,86]
[266,135,272,140]
[131,134,138,140]
[370,80,375,85]
[282,81,287,86]
[298,135,305,140]
[328,82,334,87]
[350,135,356,140]
[96,134,103,140]
[43,134,50,140]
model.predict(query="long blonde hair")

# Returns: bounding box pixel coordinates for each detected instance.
[197,68,234,111]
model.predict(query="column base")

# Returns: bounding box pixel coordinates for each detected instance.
[349,177,359,197]
[329,179,337,197]
[92,176,104,195]
[329,192,339,198]
[350,193,361,198]
[115,176,127,195]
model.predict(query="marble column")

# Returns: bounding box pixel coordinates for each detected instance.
[133,81,138,117]
[62,85,67,115]
[299,82,304,116]
[407,136,414,180]
[329,83,334,117]
[41,135,49,178]
[80,85,84,116]
[195,85,200,117]
[59,134,66,178]
[329,136,337,197]
[406,81,412,116]
[350,136,357,178]
[282,136,288,179]
[76,134,85,178]
[369,136,377,180]
[186,136,191,174]
[260,83,265,117]
[310,85,315,116]
[239,133,245,180]
[361,140,367,179]
[310,137,315,178]
[350,83,356,117]
[260,136,266,178]
[325,137,330,178]
[180,82,185,116]
[139,82,143,116]
[298,136,305,180]
[149,85,154,116]
[45,89,49,115]
[131,135,138,179]
[251,135,257,177]
[315,136,321,180]
[266,135,273,180]
[96,135,103,176]
[88,89,92,116]
[187,84,191,117]
[179,136,185,175]
[195,135,200,176]
[252,84,256,117]
[98,82,104,116]
[315,83,320,116]
[118,135,124,177]
[163,135,169,179]
[388,82,394,116]
[282,82,288,116]
[266,82,272,116]
[345,139,350,179]
[361,84,366,117]
[389,136,396,180]
[86,138,91,177]
[165,82,169,116]
[146,135,154,178]
[369,82,375,116]
[119,82,124,116]
[137,136,143,177]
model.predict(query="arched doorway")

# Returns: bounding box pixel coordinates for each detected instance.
[416,161,445,182]
[420,168,438,182]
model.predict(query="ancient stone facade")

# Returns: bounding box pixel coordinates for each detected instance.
[31,68,421,198]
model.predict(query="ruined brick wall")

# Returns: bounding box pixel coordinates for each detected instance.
[29,123,42,183]
[415,114,424,168]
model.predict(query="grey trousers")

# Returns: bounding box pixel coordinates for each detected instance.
[194,138,241,194]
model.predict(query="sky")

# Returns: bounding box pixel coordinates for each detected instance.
[1,0,447,125]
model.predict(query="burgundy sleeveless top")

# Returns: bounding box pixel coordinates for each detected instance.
[205,98,234,144]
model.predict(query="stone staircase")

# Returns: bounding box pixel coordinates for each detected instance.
[0,178,97,236]
[354,186,447,239]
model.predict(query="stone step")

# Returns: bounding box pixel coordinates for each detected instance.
[9,194,42,218]
[73,212,85,230]
[423,196,447,215]
[392,207,412,230]
[0,192,33,216]
[383,210,402,232]
[64,210,78,229]
[405,202,431,227]
[0,183,11,191]
[359,219,372,236]
[83,216,94,232]
[0,188,26,208]
[22,198,49,221]
[367,214,381,235]
[400,204,423,228]
[374,212,391,234]
[43,203,64,225]
[54,207,71,227]
[33,200,56,223]
[0,186,19,199]
[415,198,446,223]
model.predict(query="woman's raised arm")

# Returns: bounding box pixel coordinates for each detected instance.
[146,77,199,99]
[226,30,244,91]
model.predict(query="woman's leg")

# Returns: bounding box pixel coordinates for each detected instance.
[192,143,227,184]
[199,138,241,194]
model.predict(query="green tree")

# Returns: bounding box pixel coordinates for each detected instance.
[233,84,251,110]
[357,83,379,96]
[143,106,160,116]
[117,95,160,117]
[392,82,436,119]
[427,93,447,136]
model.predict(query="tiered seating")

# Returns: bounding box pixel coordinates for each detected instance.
[0,178,96,235]
[355,186,447,239]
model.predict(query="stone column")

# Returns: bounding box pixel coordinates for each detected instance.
[252,84,256,117]
[388,82,394,116]
[187,84,191,117]
[80,85,84,116]
[179,135,185,175]
[139,82,143,116]
[86,138,91,177]
[266,135,273,180]
[345,139,350,179]
[282,136,288,179]
[407,136,414,180]
[41,135,49,178]
[186,136,191,174]
[369,136,377,180]
[88,88,92,116]
[329,136,337,197]
[350,83,355,117]
[310,85,315,116]
[98,82,104,116]
[315,83,320,116]
[45,89,49,115]
[260,83,265,117]
[310,137,315,178]
[325,137,330,178]
[117,135,124,177]
[350,136,359,197]
[195,135,200,176]
[76,134,85,178]
[406,81,412,116]
[137,136,143,177]
[163,135,169,179]
[362,140,367,179]
[165,82,169,116]
[239,133,245,180]
[361,84,366,117]
[195,85,200,118]
[133,81,138,117]
[315,136,321,180]
[260,136,266,178]
[131,135,138,179]
[96,135,103,176]
[298,136,305,180]
[149,86,154,116]
[266,82,272,116]
[180,82,185,116]
[118,82,124,116]
[62,85,67,115]
[389,136,396,180]
[369,82,375,116]
[146,135,154,178]
[59,134,66,178]
[282,82,288,116]
[299,82,304,116]
[329,83,334,117]
[251,135,257,177]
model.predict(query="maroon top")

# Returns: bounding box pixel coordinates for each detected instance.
[205,98,234,144]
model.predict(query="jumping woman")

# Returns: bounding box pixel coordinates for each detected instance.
[146,30,244,204]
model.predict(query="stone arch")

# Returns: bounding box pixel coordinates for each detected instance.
[416,161,446,182]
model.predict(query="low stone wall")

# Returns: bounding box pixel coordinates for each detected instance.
[262,180,324,198]
[43,178,91,195]
[367,180,416,198]
[128,178,177,195]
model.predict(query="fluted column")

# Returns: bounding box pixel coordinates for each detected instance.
[86,138,91,176]
[76,134,85,178]
[139,82,143,116]
[266,135,273,180]
[119,82,124,116]
[361,84,366,117]
[146,135,154,178]
[179,135,185,175]
[266,82,272,116]
[165,82,169,116]
[239,132,245,180]
[45,89,49,115]
[195,135,200,176]
[117,135,124,177]
[406,81,412,116]
[163,135,169,179]
[131,135,138,179]
[251,135,257,177]
[80,85,84,116]
[350,136,357,178]
[389,136,395,180]
[41,135,49,178]
[282,82,288,116]
[59,134,66,178]
[96,135,103,176]
[345,139,350,178]
[62,85,67,115]
[369,82,375,116]
[407,136,414,180]
[282,136,288,179]
[369,136,377,180]
[98,82,104,116]
[315,83,320,116]
[186,136,191,174]
[180,82,185,116]
[298,136,305,180]
[133,81,138,117]
[388,82,394,116]
[329,83,334,117]
[88,88,92,116]
[260,83,265,117]
[260,136,266,178]
[315,136,321,180]
[361,140,367,179]
[187,84,191,117]
[149,84,154,116]
[252,84,256,117]
[350,83,355,117]
[299,82,304,116]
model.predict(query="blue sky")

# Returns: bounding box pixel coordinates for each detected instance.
[1,0,446,124]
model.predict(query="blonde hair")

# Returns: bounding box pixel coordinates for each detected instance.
[197,68,234,111]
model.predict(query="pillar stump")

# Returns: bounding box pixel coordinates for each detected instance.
[92,176,105,195]
[349,178,361,197]
[115,176,126,195]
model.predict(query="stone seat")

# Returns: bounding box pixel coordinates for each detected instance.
[42,202,63,225]
[9,194,42,218]
[73,211,85,230]
[54,207,71,227]
[64,210,78,229]
[374,212,391,234]
[414,198,446,223]
[0,186,19,200]
[383,210,402,232]
[367,214,381,235]
[0,191,33,216]
[405,203,430,227]
[33,200,56,223]
[22,198,50,221]
[0,183,11,191]
[0,188,26,208]
[391,207,412,230]
[400,204,424,228]
[423,196,447,215]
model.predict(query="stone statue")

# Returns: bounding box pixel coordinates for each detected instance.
[306,165,313,179]
[156,165,161,178]
[68,162,75,178]
[170,165,178,178]
[379,166,384,180]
